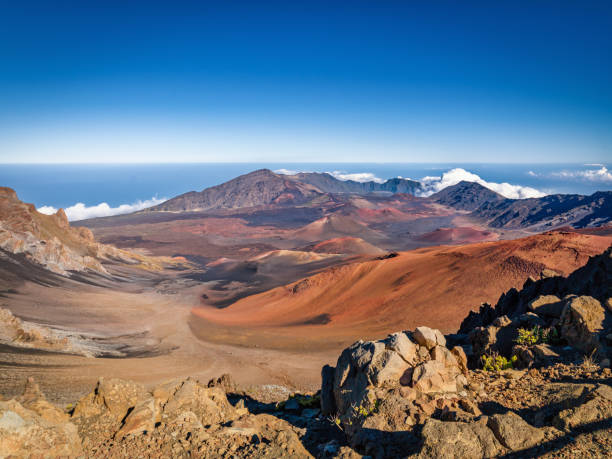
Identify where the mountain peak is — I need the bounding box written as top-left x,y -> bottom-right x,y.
431,181 -> 505,211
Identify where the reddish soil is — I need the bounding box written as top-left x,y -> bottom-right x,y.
192,231 -> 612,348
418,226 -> 499,244
300,237 -> 384,255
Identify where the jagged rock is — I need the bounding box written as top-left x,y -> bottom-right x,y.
115,398 -> 156,438
451,346 -> 469,375
413,326 -> 446,349
528,294 -> 564,317
73,377 -> 149,419
159,378 -> 236,425
331,329 -> 461,420
385,331 -> 417,364
0,380 -> 82,457
560,295 -> 607,354
17,377 -> 68,424
207,373 -> 236,393
419,418 -> 502,458
487,411 -> 544,451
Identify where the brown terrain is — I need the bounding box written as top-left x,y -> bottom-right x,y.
1,170 -> 611,457
192,231 -> 612,349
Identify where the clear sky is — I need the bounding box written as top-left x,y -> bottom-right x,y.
1,1 -> 611,163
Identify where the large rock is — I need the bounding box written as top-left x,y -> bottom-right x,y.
419,418 -> 502,458
330,329 -> 461,419
560,295 -> 608,354
73,377 -> 149,419
528,294 -> 564,317
487,411 -> 544,451
553,384 -> 612,431
158,378 -> 236,425
413,327 -> 446,350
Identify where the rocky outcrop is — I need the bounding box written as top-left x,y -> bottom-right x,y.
322,327 -> 470,455
458,247 -> 612,367
0,187 -> 177,277
67,376 -> 312,457
0,379 -> 82,457
327,327 -> 464,419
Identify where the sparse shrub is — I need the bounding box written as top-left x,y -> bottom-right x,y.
481,352 -> 517,372
516,327 -> 540,346
352,399 -> 380,419
581,350 -> 598,371
516,326 -> 561,346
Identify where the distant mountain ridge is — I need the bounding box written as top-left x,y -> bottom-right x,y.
433,181 -> 612,229
148,169 -> 422,212
289,172 -> 422,195
145,169 -> 611,231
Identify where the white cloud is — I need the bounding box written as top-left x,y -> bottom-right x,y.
550,166 -> 612,183
37,197 -> 167,221
418,168 -> 545,199
329,171 -> 385,183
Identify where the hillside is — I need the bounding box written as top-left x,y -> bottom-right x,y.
148,169 -> 323,212
193,231 -> 612,345
0,187 -> 178,279
473,191 -> 612,230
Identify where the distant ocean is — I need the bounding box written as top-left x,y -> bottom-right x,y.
1,163 -> 611,221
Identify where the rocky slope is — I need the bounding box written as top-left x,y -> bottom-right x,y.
1,244 -> 611,457
474,191 -> 612,230
148,169 -> 324,212
0,187 -> 178,277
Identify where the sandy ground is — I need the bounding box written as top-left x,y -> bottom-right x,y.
0,278 -> 338,405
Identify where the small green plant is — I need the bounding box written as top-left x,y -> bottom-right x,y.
352,399 -> 380,419
516,326 -> 540,346
481,353 -> 517,371
516,326 -> 561,346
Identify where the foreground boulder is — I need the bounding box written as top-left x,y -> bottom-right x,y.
325,327 -> 465,421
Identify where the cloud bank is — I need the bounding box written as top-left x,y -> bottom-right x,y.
37,197 -> 167,221
418,168 -> 545,199
275,167 -> 544,198
550,165 -> 612,182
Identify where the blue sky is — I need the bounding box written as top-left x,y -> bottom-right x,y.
1,1 -> 611,163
